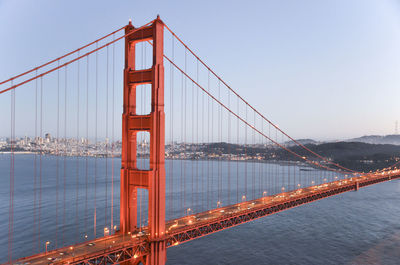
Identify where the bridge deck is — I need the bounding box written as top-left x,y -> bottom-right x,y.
13,171 -> 399,265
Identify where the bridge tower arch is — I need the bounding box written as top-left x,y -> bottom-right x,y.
121,16 -> 166,265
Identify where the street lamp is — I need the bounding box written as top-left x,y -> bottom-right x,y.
262,191 -> 267,203
45,241 -> 50,253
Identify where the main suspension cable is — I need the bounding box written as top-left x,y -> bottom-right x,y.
0,20 -> 154,95
0,26 -> 126,86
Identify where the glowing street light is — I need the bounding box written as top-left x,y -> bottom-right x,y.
104,227 -> 110,236
186,208 -> 191,215
241,195 -> 246,202
217,201 -> 221,208
262,191 -> 268,202
45,241 -> 50,253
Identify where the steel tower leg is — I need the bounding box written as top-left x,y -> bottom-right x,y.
121,16 -> 166,265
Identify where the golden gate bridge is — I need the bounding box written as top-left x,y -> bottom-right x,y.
1,16 -> 399,265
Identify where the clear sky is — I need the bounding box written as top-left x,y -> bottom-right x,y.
0,0 -> 399,141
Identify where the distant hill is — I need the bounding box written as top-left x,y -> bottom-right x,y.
347,135 -> 400,145
202,141 -> 400,172
288,141 -> 400,171
284,139 -> 318,146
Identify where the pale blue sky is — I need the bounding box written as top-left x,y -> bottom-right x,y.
0,0 -> 399,141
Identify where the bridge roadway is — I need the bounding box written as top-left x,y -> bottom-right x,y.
13,170 -> 400,265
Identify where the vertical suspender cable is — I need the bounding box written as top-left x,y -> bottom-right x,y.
196,59 -> 199,212
245,105 -> 247,199
8,80 -> 15,263
268,123 -> 271,194
261,117 -> 264,196
85,55 -> 89,239
227,88 -> 231,205
55,60 -> 60,248
94,42 -> 98,238
169,35 -> 174,219
259,117 -> 262,196
261,117 -> 265,196
111,34 -> 115,233
236,97 -> 239,203
293,139 -> 296,190
105,45 -> 109,231
75,51 -> 80,243
252,111 -> 255,199
210,73 -> 214,207
257,116 -> 264,197
201,65 -> 205,212
217,80 -> 222,206
183,48 -> 187,214
191,81 -> 194,211
63,66 -> 67,246
282,134 -> 284,190
275,129 -> 278,194
285,135 -> 289,191
180,72 -> 184,216
34,71 -> 38,252
39,76 -> 43,249
207,70 -> 210,210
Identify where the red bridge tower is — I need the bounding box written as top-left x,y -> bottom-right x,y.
120,17 -> 166,265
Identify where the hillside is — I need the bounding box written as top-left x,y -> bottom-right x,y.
348,134 -> 400,145
203,141 -> 400,172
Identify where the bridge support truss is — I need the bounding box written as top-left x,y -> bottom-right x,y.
121,17 -> 166,265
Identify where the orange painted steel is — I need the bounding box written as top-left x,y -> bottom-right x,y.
13,171 -> 399,265
120,16 -> 166,265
